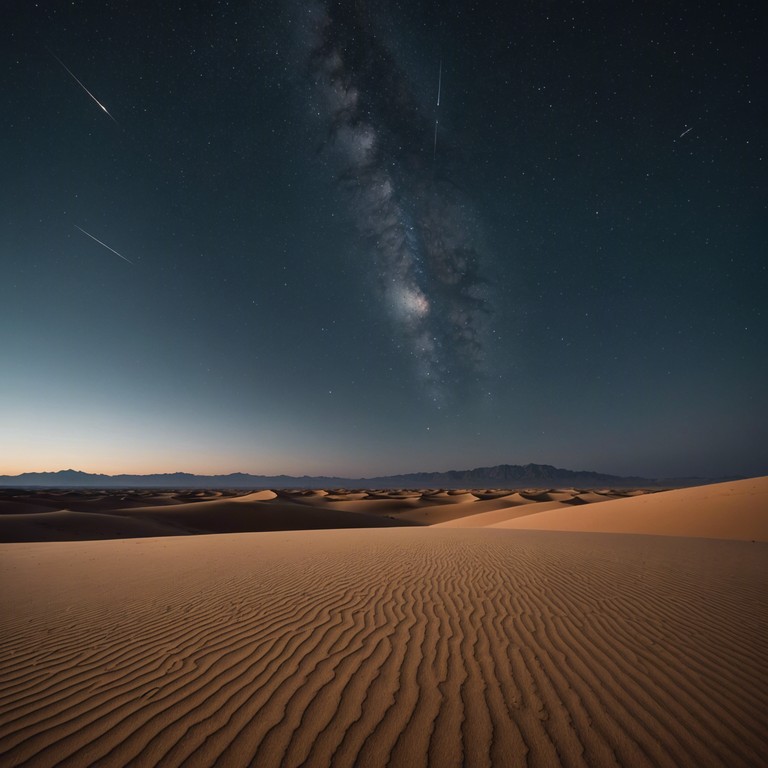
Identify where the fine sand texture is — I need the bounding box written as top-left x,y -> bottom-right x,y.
1,527 -> 766,767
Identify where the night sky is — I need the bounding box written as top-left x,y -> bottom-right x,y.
3,0 -> 766,479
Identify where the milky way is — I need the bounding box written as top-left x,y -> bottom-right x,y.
303,0 -> 491,404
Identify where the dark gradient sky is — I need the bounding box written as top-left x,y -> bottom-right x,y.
2,0 -> 766,478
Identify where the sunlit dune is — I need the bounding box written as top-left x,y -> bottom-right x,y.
490,476 -> 768,541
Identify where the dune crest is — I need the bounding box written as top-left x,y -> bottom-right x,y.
492,476 -> 768,541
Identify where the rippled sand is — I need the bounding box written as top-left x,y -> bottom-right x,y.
2,525 -> 766,767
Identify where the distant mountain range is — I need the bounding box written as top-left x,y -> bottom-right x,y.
0,464 -> 739,489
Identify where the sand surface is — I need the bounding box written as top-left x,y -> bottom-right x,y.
491,476 -> 768,541
1,527 -> 766,767
1,478 -> 766,767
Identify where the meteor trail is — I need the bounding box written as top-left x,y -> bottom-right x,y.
74,225 -> 133,264
680,126 -> 693,138
48,49 -> 118,124
432,59 -> 442,169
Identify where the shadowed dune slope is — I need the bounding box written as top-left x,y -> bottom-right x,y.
0,489 -> 252,516
0,495 -> 417,542
314,491 -> 597,525
432,499 -> 570,528
494,476 -> 768,541
1,528 -> 766,767
114,496 -> 417,534
0,510 -> 189,542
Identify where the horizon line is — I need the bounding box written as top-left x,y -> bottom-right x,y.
0,465 -> 751,482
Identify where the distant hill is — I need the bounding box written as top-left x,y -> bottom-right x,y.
0,464 -> 739,489
367,463 -> 654,488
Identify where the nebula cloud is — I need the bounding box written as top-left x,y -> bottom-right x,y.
304,0 -> 491,404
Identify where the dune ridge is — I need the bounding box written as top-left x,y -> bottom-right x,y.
1,528 -> 766,767
0,486 -> 645,542
0,491 -> 418,542
491,476 -> 768,541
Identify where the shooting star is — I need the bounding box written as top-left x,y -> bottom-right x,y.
679,126 -> 693,138
74,225 -> 133,264
48,49 -> 118,124
432,59 -> 442,168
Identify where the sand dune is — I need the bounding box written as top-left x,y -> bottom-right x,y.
119,496 -> 416,534
0,495 -> 418,542
0,509 -> 188,542
297,488 -> 633,527
0,488 -> 253,516
0,486 -> 638,542
1,528 -> 765,767
431,490 -> 635,529
519,490 -> 576,502
2,479 -> 763,542
318,494 -> 547,526
432,499 -> 572,528
493,476 -> 768,541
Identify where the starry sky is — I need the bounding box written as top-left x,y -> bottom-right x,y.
2,0 -> 766,479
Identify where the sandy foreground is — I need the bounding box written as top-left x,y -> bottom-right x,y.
1,478 -> 766,767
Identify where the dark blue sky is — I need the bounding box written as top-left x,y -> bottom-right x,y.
2,0 -> 766,478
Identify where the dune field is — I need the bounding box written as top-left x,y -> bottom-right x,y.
1,477 -> 766,766
0,485 -> 654,541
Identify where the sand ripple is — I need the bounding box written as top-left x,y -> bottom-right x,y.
1,529 -> 766,767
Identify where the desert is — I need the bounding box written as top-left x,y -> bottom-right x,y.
7,0 -> 765,764
1,477 -> 766,766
